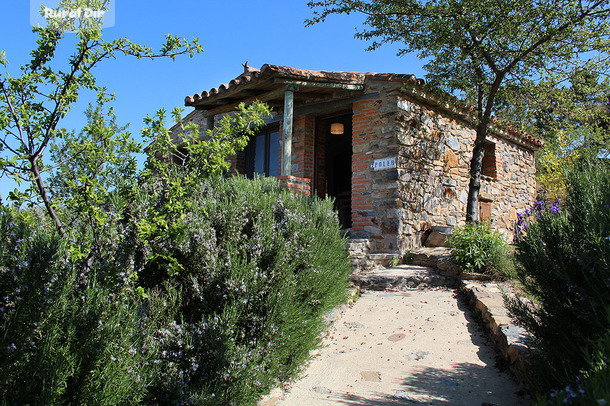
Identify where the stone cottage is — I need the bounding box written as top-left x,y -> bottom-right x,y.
178,63 -> 542,257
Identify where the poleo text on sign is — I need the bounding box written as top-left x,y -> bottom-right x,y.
371,157 -> 397,171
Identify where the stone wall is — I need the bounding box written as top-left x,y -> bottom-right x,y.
395,95 -> 536,246
396,96 -> 471,249
480,138 -> 537,235
352,78 -> 537,253
351,80 -> 404,252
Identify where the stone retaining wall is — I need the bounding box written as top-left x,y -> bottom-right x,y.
460,281 -> 532,386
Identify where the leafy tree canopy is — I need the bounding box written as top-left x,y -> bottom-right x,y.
0,0 -> 202,234
308,0 -> 610,109
307,0 -> 610,221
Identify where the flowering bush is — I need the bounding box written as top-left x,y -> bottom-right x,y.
513,198 -> 561,239
0,175 -> 351,405
133,175 -> 351,404
508,156 -> 610,399
0,205 -> 177,405
542,327 -> 609,405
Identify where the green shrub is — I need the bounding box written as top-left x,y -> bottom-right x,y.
508,156 -> 610,395
448,222 -> 514,277
1,175 -> 351,405
541,322 -> 609,405
130,175 -> 351,404
0,205 -> 179,406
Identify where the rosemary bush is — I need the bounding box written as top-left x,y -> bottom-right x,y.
133,175 -> 351,404
0,206 -> 177,405
508,156 -> 609,401
0,175 -> 351,405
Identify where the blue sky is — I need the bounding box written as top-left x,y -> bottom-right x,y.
0,0 -> 426,202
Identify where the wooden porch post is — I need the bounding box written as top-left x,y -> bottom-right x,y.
281,84 -> 298,176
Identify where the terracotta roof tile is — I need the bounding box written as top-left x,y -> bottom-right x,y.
184,63 -> 543,149
184,64 -> 426,106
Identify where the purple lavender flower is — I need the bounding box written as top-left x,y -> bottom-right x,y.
550,203 -> 560,215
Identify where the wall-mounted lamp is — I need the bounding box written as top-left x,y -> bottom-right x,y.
330,122 -> 344,135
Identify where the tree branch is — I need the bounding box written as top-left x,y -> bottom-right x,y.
505,0 -> 609,74
33,38 -> 97,160
30,156 -> 64,236
0,79 -> 28,151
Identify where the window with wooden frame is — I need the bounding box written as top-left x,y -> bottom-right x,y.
479,199 -> 492,223
244,126 -> 280,178
482,141 -> 498,178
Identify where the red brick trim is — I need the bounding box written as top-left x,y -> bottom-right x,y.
277,175 -> 312,196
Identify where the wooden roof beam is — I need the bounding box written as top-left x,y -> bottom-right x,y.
199,85 -> 298,116
272,78 -> 364,91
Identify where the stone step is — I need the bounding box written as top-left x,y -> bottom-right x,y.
367,253 -> 402,267
412,247 -> 451,265
349,253 -> 402,272
412,247 -> 459,276
350,264 -> 457,290
345,239 -> 371,256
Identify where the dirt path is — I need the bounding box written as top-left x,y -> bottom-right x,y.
272,288 -> 528,405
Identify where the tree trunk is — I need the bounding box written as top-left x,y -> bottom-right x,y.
30,157 -> 65,236
466,121 -> 489,223
466,72 -> 504,223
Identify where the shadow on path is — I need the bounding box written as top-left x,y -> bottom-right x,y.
329,361 -> 526,405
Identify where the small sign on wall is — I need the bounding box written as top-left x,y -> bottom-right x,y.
371,157 -> 397,171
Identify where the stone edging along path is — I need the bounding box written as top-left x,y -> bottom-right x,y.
410,247 -> 532,387
258,247 -> 532,405
347,246 -> 532,388
459,280 -> 531,386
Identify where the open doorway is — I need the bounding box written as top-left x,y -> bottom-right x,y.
315,113 -> 353,229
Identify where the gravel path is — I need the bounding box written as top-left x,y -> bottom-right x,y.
272,288 -> 528,405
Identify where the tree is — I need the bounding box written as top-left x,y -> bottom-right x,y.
500,67 -> 610,156
48,100 -> 140,253
0,0 -> 202,235
307,0 -> 610,222
495,67 -> 610,202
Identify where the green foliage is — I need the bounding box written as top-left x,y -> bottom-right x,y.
498,69 -> 610,195
0,4 -> 350,405
539,325 -> 610,405
508,155 -> 610,395
307,0 -> 610,222
0,174 -> 351,405
307,0 -> 610,110
0,205 -> 179,405
0,14 -> 202,234
133,102 -> 271,271
143,102 -> 271,182
127,175 -> 352,404
48,101 -> 141,248
535,131 -> 581,200
449,222 -> 513,277
497,69 -> 610,149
